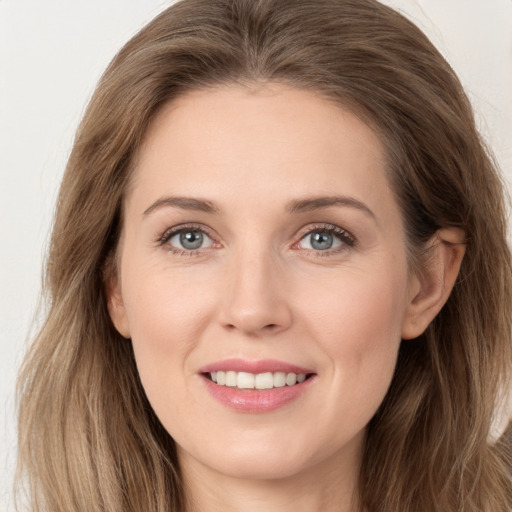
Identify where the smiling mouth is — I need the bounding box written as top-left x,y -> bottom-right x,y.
204,371 -> 314,390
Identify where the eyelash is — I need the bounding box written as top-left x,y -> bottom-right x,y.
156,222 -> 356,257
294,223 -> 356,257
156,223 -> 217,257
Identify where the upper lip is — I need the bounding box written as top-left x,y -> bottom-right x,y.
199,358 -> 314,375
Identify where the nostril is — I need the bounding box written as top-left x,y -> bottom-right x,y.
262,323 -> 281,332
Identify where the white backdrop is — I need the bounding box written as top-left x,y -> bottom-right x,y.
1,0 -> 511,509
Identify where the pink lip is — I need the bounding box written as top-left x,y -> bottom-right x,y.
198,359 -> 316,413
199,358 -> 313,375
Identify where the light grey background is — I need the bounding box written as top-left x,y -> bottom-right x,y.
1,1 -> 511,510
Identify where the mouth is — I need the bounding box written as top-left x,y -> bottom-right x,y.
199,360 -> 317,412
203,370 -> 315,390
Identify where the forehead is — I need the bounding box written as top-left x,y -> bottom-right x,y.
127,83 -> 398,221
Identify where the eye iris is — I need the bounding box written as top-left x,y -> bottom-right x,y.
310,231 -> 333,250
180,231 -> 204,249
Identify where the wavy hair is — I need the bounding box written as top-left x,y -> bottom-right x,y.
17,0 -> 512,510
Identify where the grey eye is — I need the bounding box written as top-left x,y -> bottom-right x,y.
299,230 -> 343,251
310,232 -> 333,250
169,230 -> 213,250
180,231 -> 203,249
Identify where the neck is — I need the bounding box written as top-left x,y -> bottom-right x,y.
179,439 -> 363,512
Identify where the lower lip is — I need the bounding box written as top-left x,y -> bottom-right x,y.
201,375 -> 315,413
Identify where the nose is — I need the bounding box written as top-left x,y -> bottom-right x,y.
218,248 -> 293,337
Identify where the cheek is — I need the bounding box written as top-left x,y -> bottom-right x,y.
296,266 -> 407,419
120,265 -> 216,396
123,257 -> 215,338
298,261 -> 407,348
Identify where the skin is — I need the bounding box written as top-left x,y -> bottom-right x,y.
107,83 -> 465,512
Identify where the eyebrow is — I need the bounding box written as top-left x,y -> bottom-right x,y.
143,196 -> 220,216
142,194 -> 375,219
286,196 -> 375,219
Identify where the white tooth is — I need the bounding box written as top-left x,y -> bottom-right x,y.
273,372 -> 286,388
297,373 -> 306,383
255,372 -> 274,389
237,372 -> 255,389
216,371 -> 226,385
225,371 -> 237,387
285,373 -> 297,386
211,371 -> 217,383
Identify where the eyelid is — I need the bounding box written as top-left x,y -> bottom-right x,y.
292,223 -> 356,253
156,223 -> 220,253
155,221 -> 356,256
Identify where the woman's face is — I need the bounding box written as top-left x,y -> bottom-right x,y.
108,84 -> 421,482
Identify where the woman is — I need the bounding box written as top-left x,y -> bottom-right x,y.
17,0 -> 512,511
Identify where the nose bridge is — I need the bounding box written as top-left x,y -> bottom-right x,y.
220,238 -> 291,335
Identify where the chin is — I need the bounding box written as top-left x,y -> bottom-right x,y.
177,427 -> 360,484
208,452 -> 311,481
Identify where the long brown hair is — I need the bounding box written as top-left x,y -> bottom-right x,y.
17,1 -> 512,510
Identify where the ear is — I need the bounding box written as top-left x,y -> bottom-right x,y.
105,269 -> 131,339
401,228 -> 466,340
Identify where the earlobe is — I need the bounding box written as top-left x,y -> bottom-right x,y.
401,228 -> 466,340
105,271 -> 131,339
